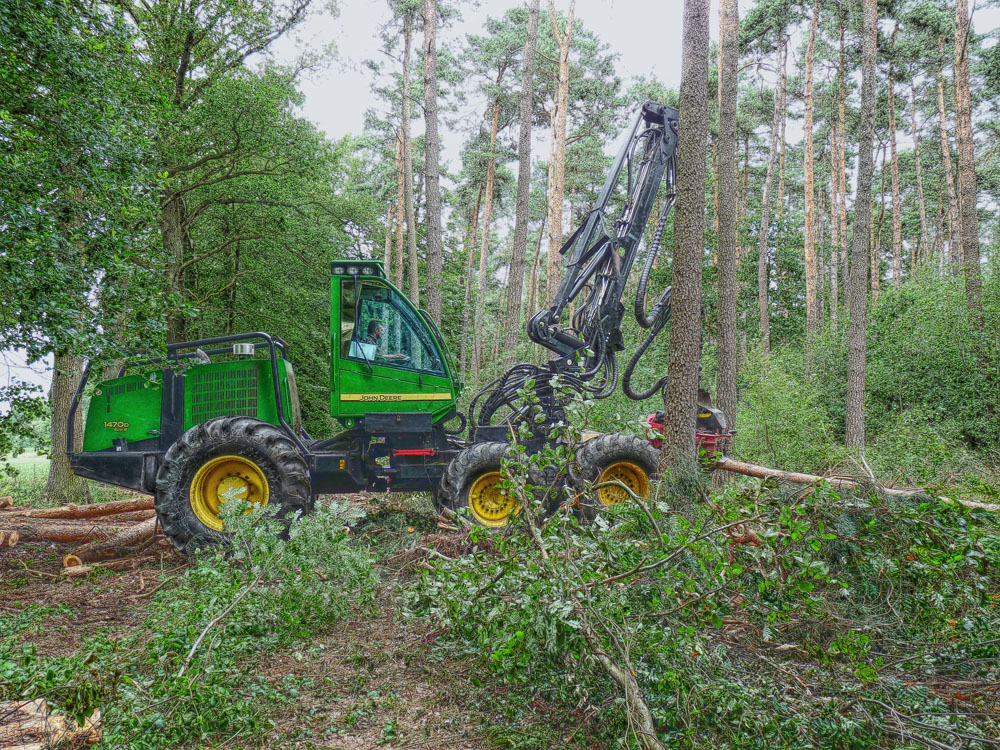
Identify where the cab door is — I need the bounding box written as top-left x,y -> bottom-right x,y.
334,278 -> 457,423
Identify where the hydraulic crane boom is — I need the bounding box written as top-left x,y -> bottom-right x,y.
470,101 -> 681,437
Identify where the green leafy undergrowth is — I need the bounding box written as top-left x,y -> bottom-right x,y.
408,469 -> 1000,748
1,500 -> 378,749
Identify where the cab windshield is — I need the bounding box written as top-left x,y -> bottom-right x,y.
340,280 -> 445,376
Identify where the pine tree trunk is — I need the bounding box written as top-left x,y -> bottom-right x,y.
775,36 -> 787,221
817,186 -> 826,319
161,191 -> 186,344
888,27 -> 903,289
473,95 -> 503,383
383,206 -> 395,278
829,131 -> 839,322
545,0 -> 574,305
44,352 -> 91,505
660,0 -> 709,467
936,39 -> 961,271
845,0 -> 878,451
502,0 -> 540,367
837,17 -> 849,307
715,0 -> 739,431
803,0 -> 820,361
911,86 -> 928,265
422,0 -> 443,323
401,11 -> 420,307
874,146 -> 887,301
460,188 -> 483,380
393,133 -> 405,290
757,47 -> 783,355
954,0 -> 984,320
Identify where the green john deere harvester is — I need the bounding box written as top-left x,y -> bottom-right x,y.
69,103 -> 732,550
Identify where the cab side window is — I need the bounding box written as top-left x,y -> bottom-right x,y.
341,280 -> 444,376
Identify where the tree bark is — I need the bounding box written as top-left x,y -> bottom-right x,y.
660,0 -> 709,467
393,131 -> 406,290
1,497 -> 153,519
459,187 -> 483,380
502,0 -> 541,368
936,38 -> 961,271
715,0 -> 739,431
401,10 -> 420,306
775,37 -> 788,221
829,130 -> 839,322
845,0 -> 878,451
837,17 -> 850,307
803,1 -> 820,361
422,0 -> 443,324
888,26 -> 903,289
954,0 -> 984,320
757,47 -> 783,355
545,0 -> 574,305
911,86 -> 928,265
383,204 -> 395,279
67,516 -> 159,564
473,92 -> 504,383
873,145 -> 888,302
44,352 -> 91,505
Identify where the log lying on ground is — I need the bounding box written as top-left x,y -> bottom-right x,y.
0,530 -> 19,548
1,509 -> 155,524
0,698 -> 101,748
61,555 -> 161,577
0,521 -> 135,545
0,496 -> 152,520
63,516 -> 159,567
713,457 -> 1000,511
0,496 -> 11,509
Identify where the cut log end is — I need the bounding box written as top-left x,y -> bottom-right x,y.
62,554 -> 83,568
0,496 -> 12,509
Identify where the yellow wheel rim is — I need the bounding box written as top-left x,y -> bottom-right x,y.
597,462 -> 650,506
190,455 -> 269,532
467,471 -> 518,528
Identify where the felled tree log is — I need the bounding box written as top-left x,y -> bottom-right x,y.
63,516 -> 159,567
0,530 -> 18,547
0,496 -> 152,519
0,496 -> 12,509
0,698 -> 101,748
1,509 -> 155,525
0,521 -> 135,545
61,555 -> 160,577
713,457 -> 1000,511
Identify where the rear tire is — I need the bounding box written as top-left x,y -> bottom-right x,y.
155,417 -> 311,553
571,432 -> 660,520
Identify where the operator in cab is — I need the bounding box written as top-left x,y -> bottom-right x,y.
364,320 -> 407,362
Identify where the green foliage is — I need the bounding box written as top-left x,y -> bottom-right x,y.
736,348 -> 847,472
409,449 -> 1000,747
0,503 -> 377,748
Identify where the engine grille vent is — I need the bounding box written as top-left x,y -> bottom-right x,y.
103,381 -> 140,397
189,368 -> 259,423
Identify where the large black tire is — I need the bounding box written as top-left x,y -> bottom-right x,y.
438,442 -> 565,528
155,417 -> 311,552
439,442 -> 514,528
571,432 -> 660,520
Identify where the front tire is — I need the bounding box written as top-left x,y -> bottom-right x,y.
155,417 -> 311,552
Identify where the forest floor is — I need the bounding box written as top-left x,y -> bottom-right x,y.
0,493 -> 598,750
